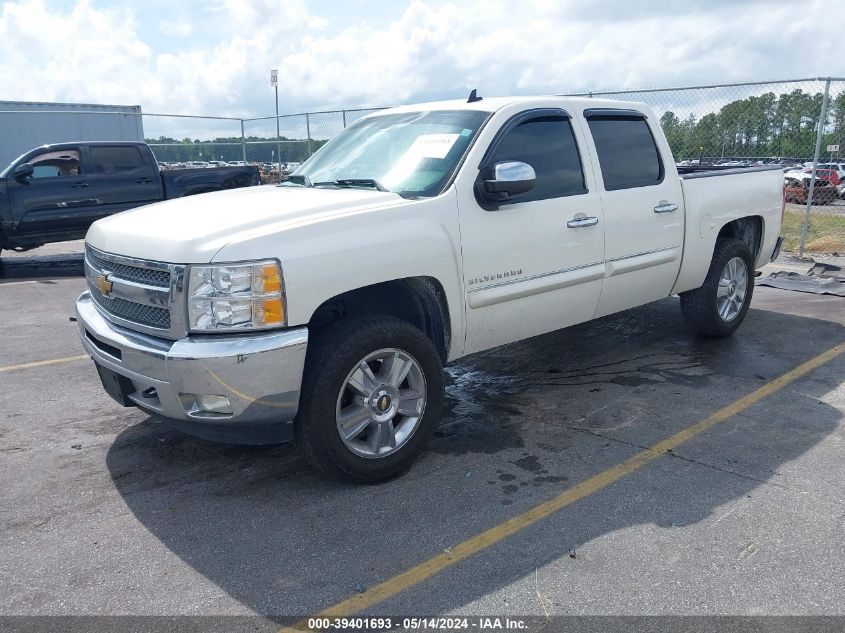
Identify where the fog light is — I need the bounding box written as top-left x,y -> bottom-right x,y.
179,393 -> 233,416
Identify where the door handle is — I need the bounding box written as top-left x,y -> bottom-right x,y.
137,177 -> 154,184
654,201 -> 678,213
567,216 -> 599,228
71,182 -> 89,189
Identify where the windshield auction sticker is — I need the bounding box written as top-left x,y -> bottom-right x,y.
382,133 -> 460,187
407,133 -> 460,159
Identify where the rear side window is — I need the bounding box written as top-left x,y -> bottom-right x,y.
587,116 -> 663,190
88,146 -> 145,174
488,115 -> 586,202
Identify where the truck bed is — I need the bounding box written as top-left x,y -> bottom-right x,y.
160,165 -> 260,198
677,165 -> 783,178
672,165 -> 784,294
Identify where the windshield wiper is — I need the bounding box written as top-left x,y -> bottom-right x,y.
313,178 -> 388,192
283,174 -> 312,187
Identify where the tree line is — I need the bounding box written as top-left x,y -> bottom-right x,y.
144,135 -> 327,163
661,88 -> 845,161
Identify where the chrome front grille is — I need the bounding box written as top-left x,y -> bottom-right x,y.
84,245 -> 186,339
86,248 -> 171,288
90,291 -> 171,329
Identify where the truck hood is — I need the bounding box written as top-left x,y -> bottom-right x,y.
85,185 -> 404,262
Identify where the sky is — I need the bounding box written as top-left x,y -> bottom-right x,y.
0,0 -> 841,119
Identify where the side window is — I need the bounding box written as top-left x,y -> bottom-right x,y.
88,146 -> 145,174
28,150 -> 80,179
488,115 -> 586,203
587,116 -> 663,190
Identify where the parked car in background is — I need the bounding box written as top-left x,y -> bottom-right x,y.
76,95 -> 783,482
817,162 -> 844,173
817,163 -> 845,189
0,141 -> 260,254
793,167 -> 845,198
802,168 -> 841,188
784,174 -> 838,204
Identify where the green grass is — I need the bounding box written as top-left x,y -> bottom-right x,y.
781,206 -> 845,253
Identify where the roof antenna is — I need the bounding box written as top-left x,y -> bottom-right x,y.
467,88 -> 483,103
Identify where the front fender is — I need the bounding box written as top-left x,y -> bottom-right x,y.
213,189 -> 466,360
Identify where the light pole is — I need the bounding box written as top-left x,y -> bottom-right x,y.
271,69 -> 281,174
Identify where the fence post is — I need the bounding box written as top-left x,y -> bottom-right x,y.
306,113 -> 313,157
342,110 -> 347,128
799,78 -> 831,258
240,119 -> 247,164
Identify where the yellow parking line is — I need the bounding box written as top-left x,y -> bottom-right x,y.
0,354 -> 89,373
281,342 -> 844,631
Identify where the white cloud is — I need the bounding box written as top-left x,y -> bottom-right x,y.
0,0 -> 840,123
158,20 -> 193,37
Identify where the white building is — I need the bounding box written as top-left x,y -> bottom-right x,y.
0,101 -> 143,168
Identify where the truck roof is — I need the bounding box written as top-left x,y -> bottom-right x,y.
32,141 -> 148,151
380,95 -> 650,116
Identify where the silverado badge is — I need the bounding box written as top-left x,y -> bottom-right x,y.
95,274 -> 113,297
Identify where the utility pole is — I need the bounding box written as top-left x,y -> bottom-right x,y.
271,69 -> 281,174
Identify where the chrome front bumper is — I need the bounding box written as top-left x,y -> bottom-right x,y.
76,291 -> 308,444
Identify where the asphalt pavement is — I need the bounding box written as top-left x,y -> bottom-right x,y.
0,242 -> 843,627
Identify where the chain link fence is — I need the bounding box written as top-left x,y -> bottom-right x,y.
146,78 -> 845,255
240,108 -> 386,182
142,113 -> 245,166
562,78 -> 845,256
3,78 -> 843,255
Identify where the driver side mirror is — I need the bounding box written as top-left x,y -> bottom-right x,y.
13,163 -> 34,182
478,161 -> 536,207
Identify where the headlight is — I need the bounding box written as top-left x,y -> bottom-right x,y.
187,260 -> 286,332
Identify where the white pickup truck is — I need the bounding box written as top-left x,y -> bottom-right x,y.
76,95 -> 784,482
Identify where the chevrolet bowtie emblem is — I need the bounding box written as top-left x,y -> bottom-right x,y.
95,274 -> 113,296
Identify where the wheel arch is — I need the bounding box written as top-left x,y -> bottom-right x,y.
716,215 -> 764,263
672,213 -> 767,295
307,276 -> 452,364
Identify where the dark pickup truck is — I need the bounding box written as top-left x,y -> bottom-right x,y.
0,141 -> 259,253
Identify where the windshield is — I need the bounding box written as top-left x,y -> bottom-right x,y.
288,109 -> 489,197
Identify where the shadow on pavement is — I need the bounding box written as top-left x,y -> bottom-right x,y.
0,252 -> 84,282
105,298 -> 845,617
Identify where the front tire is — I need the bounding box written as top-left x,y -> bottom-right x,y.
295,316 -> 444,483
680,237 -> 754,337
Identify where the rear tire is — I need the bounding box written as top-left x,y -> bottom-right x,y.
680,237 -> 754,337
295,315 -> 444,483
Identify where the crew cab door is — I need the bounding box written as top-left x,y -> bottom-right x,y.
5,147 -> 98,240
581,109 -> 685,317
79,145 -> 163,217
457,109 -> 605,355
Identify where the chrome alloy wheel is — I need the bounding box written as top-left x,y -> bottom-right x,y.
335,348 -> 427,458
717,256 -> 748,322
